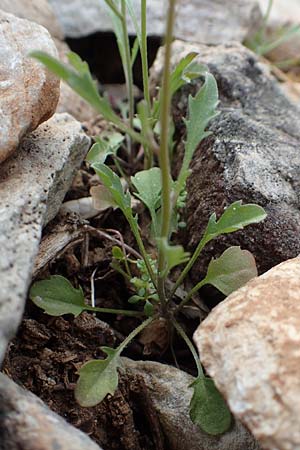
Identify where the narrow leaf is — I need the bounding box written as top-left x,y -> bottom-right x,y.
203,201 -> 267,244
29,275 -> 86,317
203,246 -> 258,296
30,51 -> 119,124
75,347 -> 121,407
190,377 -> 231,435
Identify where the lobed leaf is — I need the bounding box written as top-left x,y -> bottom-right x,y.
203,201 -> 267,244
87,132 -> 124,165
190,377 -> 232,435
203,246 -> 258,296
75,347 -> 121,407
157,238 -> 190,276
29,275 -> 86,317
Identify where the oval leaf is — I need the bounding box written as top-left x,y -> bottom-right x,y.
29,275 -> 85,317
75,347 -> 120,407
203,246 -> 258,296
190,377 -> 231,435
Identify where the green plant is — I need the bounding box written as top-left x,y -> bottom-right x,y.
30,0 -> 267,436
245,0 -> 300,62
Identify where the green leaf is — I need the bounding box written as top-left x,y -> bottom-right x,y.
30,51 -> 120,124
157,238 -> 190,276
87,132 -> 124,165
75,347 -> 121,407
190,377 -> 232,435
170,53 -> 206,96
203,201 -> 267,244
92,163 -> 131,214
112,246 -> 125,260
203,246 -> 258,296
29,275 -> 86,317
176,73 -> 219,196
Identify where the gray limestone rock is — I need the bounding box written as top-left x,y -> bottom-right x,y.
194,257 -> 300,450
150,40 -> 300,279
48,0 -> 262,44
123,358 -> 260,450
0,113 -> 90,365
0,373 -> 103,450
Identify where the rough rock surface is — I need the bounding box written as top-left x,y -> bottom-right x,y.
151,40 -> 300,278
0,113 -> 90,365
0,0 -> 64,39
194,257 -> 300,450
48,0 -> 262,44
0,373 -> 103,450
0,10 -> 60,164
123,359 -> 260,450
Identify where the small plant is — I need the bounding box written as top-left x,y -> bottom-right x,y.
30,0 -> 267,436
245,0 -> 300,66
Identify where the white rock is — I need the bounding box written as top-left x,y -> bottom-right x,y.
48,0 -> 262,44
194,257 -> 300,450
0,113 -> 90,365
123,359 -> 260,450
0,10 -> 60,164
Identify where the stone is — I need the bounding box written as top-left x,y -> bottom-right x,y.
0,10 -> 60,164
123,359 -> 260,450
0,373 -> 104,450
0,0 -> 64,39
0,113 -> 90,365
48,0 -> 262,44
150,40 -> 300,279
194,257 -> 300,450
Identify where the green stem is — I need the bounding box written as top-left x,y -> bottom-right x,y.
172,319 -> 204,377
121,0 -> 134,131
141,0 -> 151,114
85,305 -> 143,317
103,0 -> 123,20
157,0 -> 177,313
118,316 -> 154,352
169,236 -> 207,300
174,279 -> 206,313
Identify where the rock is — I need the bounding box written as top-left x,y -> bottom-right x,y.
123,359 -> 260,450
0,113 -> 90,365
194,257 -> 300,450
0,10 -> 60,164
0,0 -> 64,39
151,40 -> 300,278
0,373 -> 103,450
48,0 -> 262,44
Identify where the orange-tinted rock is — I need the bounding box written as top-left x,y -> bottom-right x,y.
195,257 -> 300,450
0,11 -> 60,164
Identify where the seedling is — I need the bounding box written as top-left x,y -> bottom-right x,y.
30,0 -> 267,436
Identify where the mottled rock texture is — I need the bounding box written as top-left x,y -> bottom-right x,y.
0,373 -> 103,450
48,0 -> 262,44
151,40 -> 300,279
123,359 -> 260,450
0,0 -> 64,39
0,10 -> 60,163
0,113 -> 90,365
194,257 -> 300,450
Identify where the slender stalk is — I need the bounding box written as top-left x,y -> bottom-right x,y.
119,316 -> 154,351
84,305 -> 143,317
169,236 -> 207,300
141,0 -> 151,114
121,0 -> 134,130
172,319 -> 204,377
174,279 -> 206,313
157,0 -> 177,313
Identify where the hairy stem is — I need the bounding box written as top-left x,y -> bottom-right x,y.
85,305 -> 143,317
157,0 -> 177,313
119,316 -> 154,351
